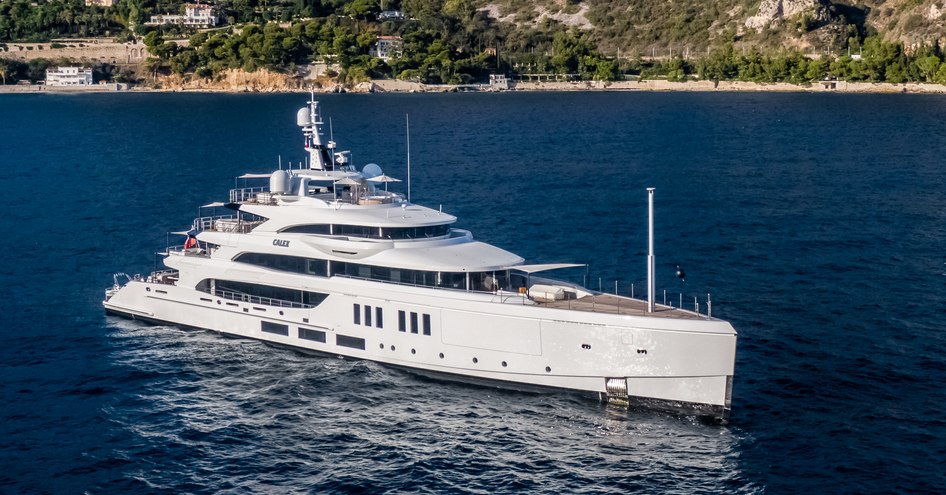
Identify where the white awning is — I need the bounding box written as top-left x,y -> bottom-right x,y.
507,263 -> 586,274
201,202 -> 226,208
237,173 -> 272,179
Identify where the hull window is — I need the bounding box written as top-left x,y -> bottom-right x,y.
261,321 -> 289,336
337,334 -> 365,350
364,305 -> 372,326
398,310 -> 406,332
375,307 -> 383,328
299,327 -> 326,343
410,312 -> 418,334
422,314 -> 432,336
353,303 -> 361,325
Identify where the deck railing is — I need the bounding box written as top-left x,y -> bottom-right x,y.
213,288 -> 314,309
192,215 -> 262,233
230,186 -> 267,203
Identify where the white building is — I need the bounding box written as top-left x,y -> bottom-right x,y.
370,36 -> 403,61
46,67 -> 93,86
147,3 -> 218,28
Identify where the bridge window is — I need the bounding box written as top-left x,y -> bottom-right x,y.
280,223 -> 451,239
281,224 -> 331,234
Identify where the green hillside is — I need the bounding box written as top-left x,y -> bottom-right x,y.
1,0 -> 945,85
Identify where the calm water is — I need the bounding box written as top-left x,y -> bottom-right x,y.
1,91 -> 944,494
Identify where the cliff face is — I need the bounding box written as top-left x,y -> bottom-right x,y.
745,0 -> 827,31
481,0 -> 946,53
156,69 -> 303,92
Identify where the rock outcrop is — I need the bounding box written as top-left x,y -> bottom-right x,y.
745,0 -> 825,31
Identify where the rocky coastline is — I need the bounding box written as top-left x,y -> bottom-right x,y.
3,72 -> 946,95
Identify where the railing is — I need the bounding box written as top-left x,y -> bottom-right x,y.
331,273 -> 511,296
230,186 -> 268,203
580,277 -> 716,319
147,269 -> 178,285
167,245 -> 211,256
213,288 -> 313,309
192,215 -> 262,234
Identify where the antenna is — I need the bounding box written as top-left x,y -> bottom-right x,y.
329,116 -> 335,169
406,113 -> 411,203
647,187 -> 656,313
278,155 -> 282,170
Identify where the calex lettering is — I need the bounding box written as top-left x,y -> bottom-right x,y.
273,239 -> 290,247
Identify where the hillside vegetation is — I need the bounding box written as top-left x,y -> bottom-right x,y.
1,0 -> 945,86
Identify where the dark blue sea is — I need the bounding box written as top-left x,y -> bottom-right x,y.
1,91 -> 944,494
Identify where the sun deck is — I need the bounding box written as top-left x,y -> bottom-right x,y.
535,294 -> 708,320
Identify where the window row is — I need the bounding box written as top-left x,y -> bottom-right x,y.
353,303 -> 383,328
280,223 -> 452,240
261,321 -> 366,350
397,310 -> 431,336
234,252 -> 523,292
197,279 -> 328,309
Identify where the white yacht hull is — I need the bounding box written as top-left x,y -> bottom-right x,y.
104,275 -> 736,420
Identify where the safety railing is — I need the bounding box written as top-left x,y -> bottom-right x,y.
213,288 -> 313,309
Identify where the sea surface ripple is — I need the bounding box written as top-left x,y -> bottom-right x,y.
0,92 -> 943,494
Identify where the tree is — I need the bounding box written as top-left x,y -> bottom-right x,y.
915,55 -> 941,82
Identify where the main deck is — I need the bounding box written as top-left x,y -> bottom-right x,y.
536,294 -> 707,320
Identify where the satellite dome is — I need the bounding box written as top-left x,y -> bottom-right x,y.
362,163 -> 382,179
270,170 -> 291,194
296,107 -> 311,127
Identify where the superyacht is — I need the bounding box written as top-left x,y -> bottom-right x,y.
104,96 -> 737,420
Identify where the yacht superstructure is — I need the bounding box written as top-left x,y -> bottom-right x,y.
104,96 -> 737,420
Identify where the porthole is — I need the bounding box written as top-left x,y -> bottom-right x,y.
545,366 -> 551,373
390,345 -> 395,351
145,287 -> 151,292
439,353 -> 444,359
279,311 -> 284,315
502,361 -> 507,367
216,300 -> 221,305
379,343 -> 384,349
473,357 -> 478,364
411,348 -> 416,355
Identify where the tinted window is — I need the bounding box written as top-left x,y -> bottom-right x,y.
298,327 -> 326,342
215,280 -> 327,308
353,304 -> 361,325
336,334 -> 366,350
281,224 -> 331,234
376,307 -> 383,328
261,321 -> 289,336
398,310 -> 406,332
423,314 -> 431,336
